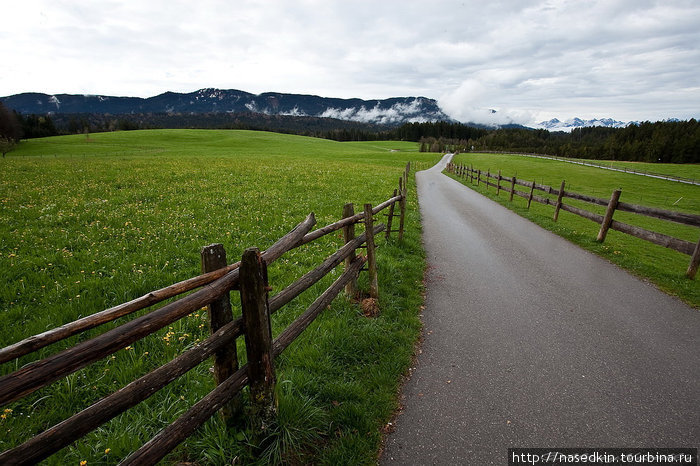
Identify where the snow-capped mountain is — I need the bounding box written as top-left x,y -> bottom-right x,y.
0,89 -> 450,126
535,117 -> 636,131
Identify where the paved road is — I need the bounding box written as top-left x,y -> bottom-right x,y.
381,154 -> 699,465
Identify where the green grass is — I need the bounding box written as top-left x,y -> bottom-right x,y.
449,152 -> 700,308
577,158 -> 700,180
0,129 -> 440,464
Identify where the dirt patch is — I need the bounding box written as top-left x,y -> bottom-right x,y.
360,297 -> 380,317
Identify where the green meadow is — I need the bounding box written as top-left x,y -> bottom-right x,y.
449,152 -> 700,307
0,130 -> 439,464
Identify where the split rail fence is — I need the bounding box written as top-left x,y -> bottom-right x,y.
0,164 -> 411,465
446,162 -> 700,279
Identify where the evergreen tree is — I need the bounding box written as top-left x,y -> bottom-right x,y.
0,102 -> 23,157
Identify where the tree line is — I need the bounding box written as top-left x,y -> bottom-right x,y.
1,100 -> 697,163
411,121 -> 699,163
464,121 -> 700,163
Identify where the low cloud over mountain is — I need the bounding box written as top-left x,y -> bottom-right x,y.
1,89 -> 450,126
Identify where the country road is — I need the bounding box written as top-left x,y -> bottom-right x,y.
381,154 -> 699,465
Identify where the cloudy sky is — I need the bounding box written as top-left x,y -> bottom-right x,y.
2,0 -> 699,125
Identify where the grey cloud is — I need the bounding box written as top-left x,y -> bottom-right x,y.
2,0 -> 699,123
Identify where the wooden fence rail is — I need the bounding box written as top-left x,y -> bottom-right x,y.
0,164 -> 412,465
446,162 -> 700,279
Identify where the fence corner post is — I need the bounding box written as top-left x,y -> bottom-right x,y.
342,203 -> 358,297
364,203 -> 379,299
686,237 -> 700,279
597,189 -> 622,242
240,247 -> 277,432
201,243 -> 242,423
553,180 -> 566,222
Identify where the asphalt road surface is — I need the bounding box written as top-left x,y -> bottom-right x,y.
381,154 -> 699,465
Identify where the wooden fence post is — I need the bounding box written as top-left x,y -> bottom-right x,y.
398,177 -> 406,241
364,204 -> 379,299
687,237 -> 700,279
486,170 -> 490,189
496,170 -> 501,196
509,176 -> 516,202
343,203 -> 358,297
240,247 -> 277,432
470,165 -> 474,183
385,189 -> 397,240
553,180 -> 566,222
597,189 -> 622,242
201,244 -> 242,423
527,180 -> 536,209
403,164 -> 409,196
477,170 -> 481,186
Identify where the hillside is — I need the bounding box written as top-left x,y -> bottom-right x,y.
0,130 -> 433,464
1,89 -> 451,126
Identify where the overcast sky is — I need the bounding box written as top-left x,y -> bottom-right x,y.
2,0 -> 699,125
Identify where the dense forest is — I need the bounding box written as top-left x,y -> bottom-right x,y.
1,102 -> 698,163
409,121 -> 700,163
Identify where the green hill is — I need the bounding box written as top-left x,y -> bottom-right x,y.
0,129 -> 436,464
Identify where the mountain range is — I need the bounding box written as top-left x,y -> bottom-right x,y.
0,89 -> 450,126
534,117 -> 635,131
2,89 -> 679,131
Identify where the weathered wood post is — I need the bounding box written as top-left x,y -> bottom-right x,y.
201,244 -> 242,422
364,203 -> 379,299
496,170 -> 502,196
527,180 -> 536,209
398,177 -> 406,241
385,189 -> 398,240
240,247 -> 277,431
553,180 -> 566,221
477,170 -> 481,186
485,170 -> 490,190
687,237 -> 700,279
597,189 -> 622,242
509,176 -> 516,202
403,165 -> 409,200
470,165 -> 474,183
342,203 -> 358,297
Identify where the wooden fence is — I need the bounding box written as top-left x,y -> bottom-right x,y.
446,162 -> 700,279
0,164 -> 411,465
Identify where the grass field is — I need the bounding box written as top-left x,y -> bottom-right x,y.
578,158 -> 700,180
449,152 -> 700,308
0,129 -> 439,464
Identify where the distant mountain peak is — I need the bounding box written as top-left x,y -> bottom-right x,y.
535,117 -> 634,131
1,88 -> 451,126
